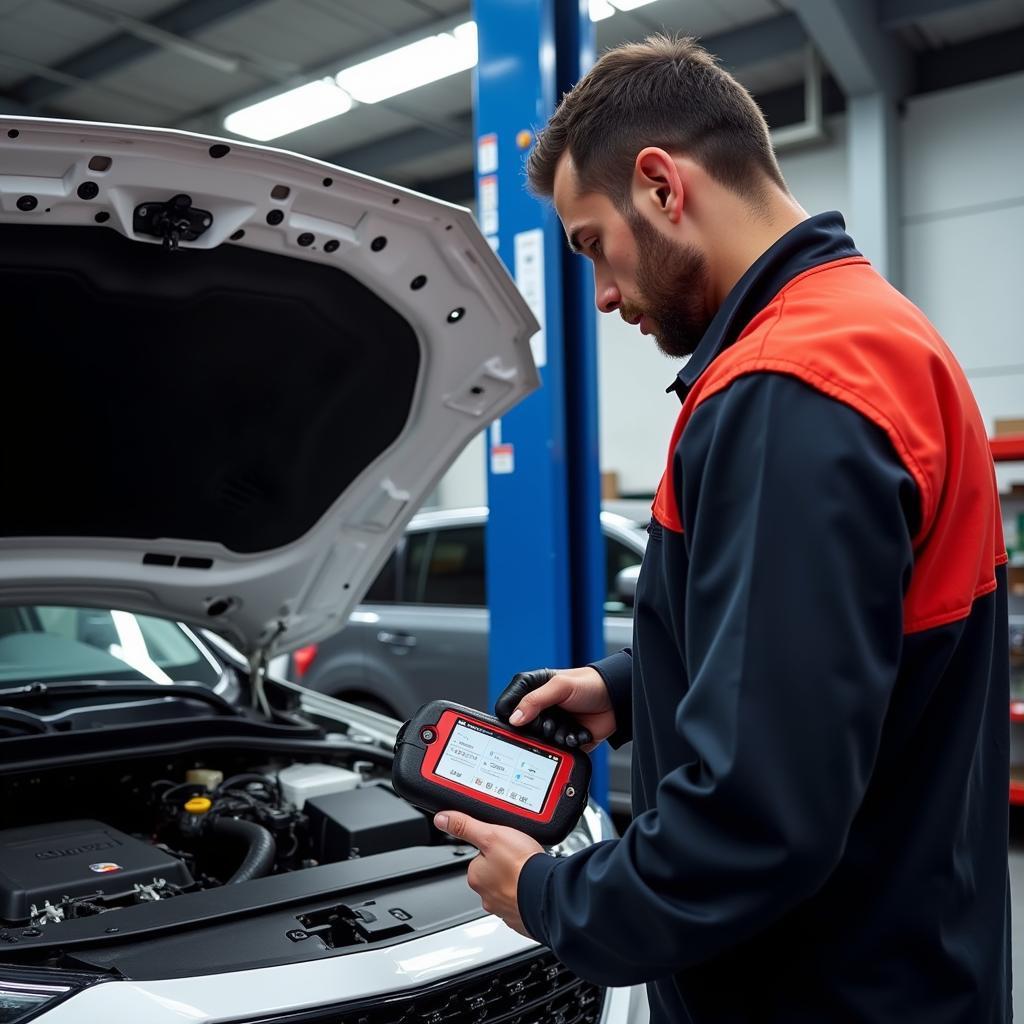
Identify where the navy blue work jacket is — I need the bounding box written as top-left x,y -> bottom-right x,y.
517,213 -> 1011,1023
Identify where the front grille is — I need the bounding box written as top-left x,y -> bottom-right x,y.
240,949 -> 606,1024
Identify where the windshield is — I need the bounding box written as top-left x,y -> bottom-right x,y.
0,606 -> 222,688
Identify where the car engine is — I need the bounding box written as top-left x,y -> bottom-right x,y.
0,755 -> 434,930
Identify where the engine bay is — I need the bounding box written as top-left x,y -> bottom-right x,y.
0,748 -> 437,932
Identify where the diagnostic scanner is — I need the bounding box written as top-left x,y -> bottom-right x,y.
392,700 -> 591,846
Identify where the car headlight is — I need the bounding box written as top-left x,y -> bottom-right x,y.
0,968 -> 103,1023
550,798 -> 617,856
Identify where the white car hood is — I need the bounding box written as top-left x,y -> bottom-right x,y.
0,117 -> 539,660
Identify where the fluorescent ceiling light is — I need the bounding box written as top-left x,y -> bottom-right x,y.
590,0 -> 616,19
336,21 -> 478,104
225,78 -> 352,141
610,0 -> 660,10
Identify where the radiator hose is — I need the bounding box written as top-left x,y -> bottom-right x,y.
207,816 -> 277,884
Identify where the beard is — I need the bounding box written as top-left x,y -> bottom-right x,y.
621,210 -> 712,359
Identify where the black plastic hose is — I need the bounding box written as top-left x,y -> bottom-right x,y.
208,816 -> 276,884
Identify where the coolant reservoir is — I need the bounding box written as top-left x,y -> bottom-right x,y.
278,763 -> 361,809
186,768 -> 223,790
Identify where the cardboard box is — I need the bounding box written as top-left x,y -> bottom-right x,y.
601,471 -> 620,500
995,418 -> 1024,437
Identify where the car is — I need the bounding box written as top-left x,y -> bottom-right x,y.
0,115 -> 648,1024
281,506 -> 647,819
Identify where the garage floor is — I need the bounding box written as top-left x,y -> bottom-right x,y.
1009,811 -> 1024,1011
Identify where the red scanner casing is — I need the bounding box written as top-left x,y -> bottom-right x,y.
392,700 -> 591,846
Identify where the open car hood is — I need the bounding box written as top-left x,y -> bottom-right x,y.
0,117 -> 539,660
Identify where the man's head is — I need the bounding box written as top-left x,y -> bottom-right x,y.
527,34 -> 792,358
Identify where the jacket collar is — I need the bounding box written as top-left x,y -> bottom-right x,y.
669,211 -> 860,401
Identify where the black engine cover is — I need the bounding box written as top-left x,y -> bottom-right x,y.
0,819 -> 193,923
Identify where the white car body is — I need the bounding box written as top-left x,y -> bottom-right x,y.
0,117 -> 648,1023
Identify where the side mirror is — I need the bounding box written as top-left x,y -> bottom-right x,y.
614,564 -> 641,608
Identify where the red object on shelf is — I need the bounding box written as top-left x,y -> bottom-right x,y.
1011,781 -> 1024,806
991,434 -> 1024,463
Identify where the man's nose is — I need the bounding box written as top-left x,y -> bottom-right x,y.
595,274 -> 621,314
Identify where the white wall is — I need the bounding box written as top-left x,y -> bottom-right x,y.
435,75 -> 1024,508
596,114 -> 852,497
901,72 -> 1024,439
778,115 -> 850,224
435,432 -> 487,508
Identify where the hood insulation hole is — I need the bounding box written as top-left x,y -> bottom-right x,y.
206,597 -> 233,617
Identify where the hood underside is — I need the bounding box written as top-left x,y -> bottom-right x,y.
0,117 -> 539,659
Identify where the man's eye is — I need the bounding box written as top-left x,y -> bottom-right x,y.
589,239 -> 602,257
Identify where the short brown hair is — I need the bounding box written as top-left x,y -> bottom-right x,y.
527,34 -> 785,208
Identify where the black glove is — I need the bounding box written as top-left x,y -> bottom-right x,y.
494,668 -> 593,749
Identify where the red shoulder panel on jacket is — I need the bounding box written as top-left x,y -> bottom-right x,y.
659,257 -> 1006,633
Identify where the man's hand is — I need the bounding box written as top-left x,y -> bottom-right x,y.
496,666 -> 617,752
434,811 -> 545,937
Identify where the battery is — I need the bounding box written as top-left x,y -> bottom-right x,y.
304,785 -> 431,861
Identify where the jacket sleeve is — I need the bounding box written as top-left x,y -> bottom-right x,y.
589,648 -> 633,748
517,373 -> 917,984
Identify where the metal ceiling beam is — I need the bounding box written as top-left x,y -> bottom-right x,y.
704,11 -> 806,70
786,0 -> 909,287
407,167 -> 475,204
321,12 -> 807,175
57,0 -> 241,75
786,0 -> 913,99
324,112 -> 474,177
879,0 -> 994,30
916,24 -> 1024,92
0,49 -> 179,115
11,0 -> 273,108
0,91 -> 37,116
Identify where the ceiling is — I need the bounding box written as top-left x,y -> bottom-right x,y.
1,0 -> 1022,201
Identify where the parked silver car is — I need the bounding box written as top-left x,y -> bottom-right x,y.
287,506 -> 647,817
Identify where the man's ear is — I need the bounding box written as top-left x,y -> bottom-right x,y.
632,147 -> 683,225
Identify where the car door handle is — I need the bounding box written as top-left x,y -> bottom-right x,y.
377,631 -> 418,649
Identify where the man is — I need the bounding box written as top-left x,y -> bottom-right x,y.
433,34 -> 1010,1022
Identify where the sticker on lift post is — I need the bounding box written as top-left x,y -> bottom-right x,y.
477,133 -> 498,175
490,443 -> 514,475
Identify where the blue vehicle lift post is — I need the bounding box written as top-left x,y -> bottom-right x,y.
474,0 -> 608,808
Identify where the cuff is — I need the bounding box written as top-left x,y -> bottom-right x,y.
517,851 -> 559,946
589,649 -> 633,748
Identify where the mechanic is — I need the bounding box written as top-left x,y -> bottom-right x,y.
433,34 -> 1011,1023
